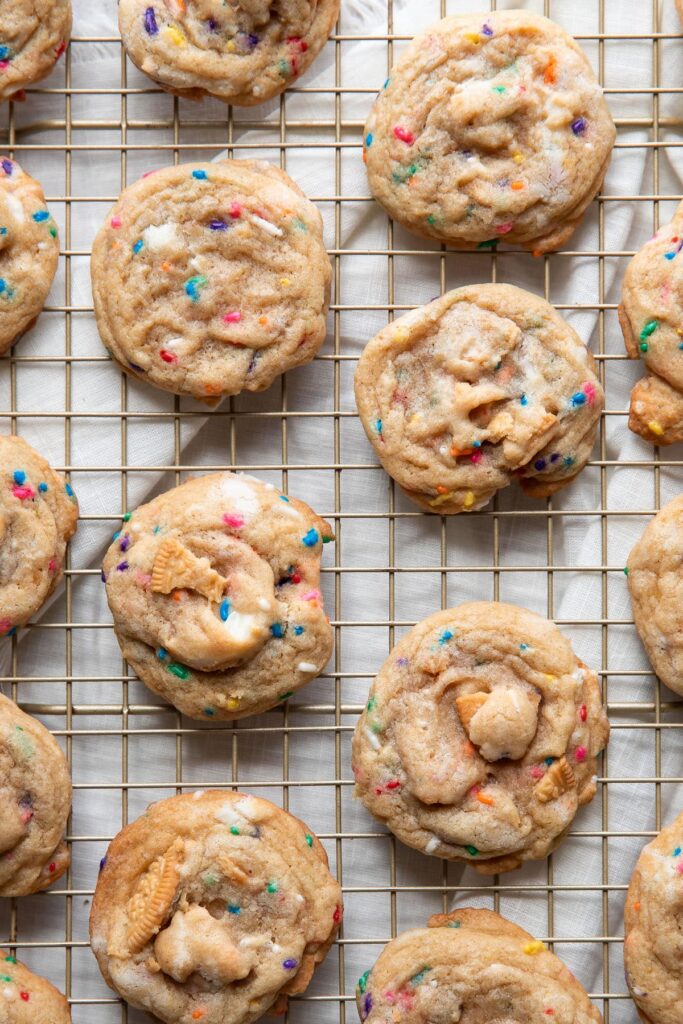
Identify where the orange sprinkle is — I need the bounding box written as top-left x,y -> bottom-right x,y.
111,240 -> 121,251
510,180 -> 525,190
258,316 -> 269,326
204,382 -> 222,395
176,0 -> 186,10
543,56 -> 557,85
436,484 -> 449,494
191,1011 -> 205,1021
532,248 -> 543,258
476,791 -> 495,806
171,589 -> 186,602
634,901 -> 641,912
450,444 -> 473,458
462,741 -> 475,758
161,260 -> 172,272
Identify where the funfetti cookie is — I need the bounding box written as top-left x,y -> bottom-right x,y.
0,158 -> 59,355
0,693 -> 72,896
619,200 -> 683,444
0,0 -> 71,102
363,10 -> 615,253
0,952 -> 71,1021
91,160 -> 331,404
102,471 -> 334,721
356,909 -> 601,1024
119,0 -> 339,106
90,791 -> 342,1024
354,284 -> 604,514
352,602 -> 609,874
0,435 -> 79,638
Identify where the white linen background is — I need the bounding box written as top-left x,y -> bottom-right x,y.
0,0 -> 681,1021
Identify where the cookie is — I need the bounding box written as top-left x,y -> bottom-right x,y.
0,435 -> 79,637
90,790 -> 342,1024
0,0 -> 71,102
0,693 -> 71,896
102,471 -> 333,720
626,495 -> 683,695
91,160 -> 331,404
354,284 -> 604,514
356,908 -> 601,1023
352,602 -> 609,874
0,158 -> 60,356
624,810 -> 683,1024
363,10 -> 615,253
118,0 -> 339,106
0,951 -> 70,1021
619,200 -> 683,444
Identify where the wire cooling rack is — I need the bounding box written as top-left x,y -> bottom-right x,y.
1,1 -> 682,1022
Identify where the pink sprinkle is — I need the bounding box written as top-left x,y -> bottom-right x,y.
575,746 -> 587,762
12,484 -> 35,500
111,216 -> 122,228
229,202 -> 242,218
55,41 -> 67,59
393,126 -> 414,144
582,382 -> 597,405
385,779 -> 401,790
0,61 -> 9,70
142,169 -> 159,178
384,991 -> 397,1005
135,571 -> 152,587
160,349 -> 177,364
302,589 -> 321,602
223,513 -> 245,529
20,809 -> 33,824
495,221 -> 514,235
470,450 -> 482,464
0,618 -> 11,634
676,863 -> 683,874
48,558 -> 58,574
223,311 -> 242,324
530,765 -> 545,779
661,281 -> 672,306
579,704 -> 587,722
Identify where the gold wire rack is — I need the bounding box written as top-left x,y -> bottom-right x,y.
1,1 -> 681,1022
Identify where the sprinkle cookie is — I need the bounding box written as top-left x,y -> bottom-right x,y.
354,284 -> 603,514
119,0 -> 339,106
90,790 -> 342,1024
0,693 -> 72,896
626,494 -> 683,695
102,471 -> 333,720
619,200 -> 683,444
0,951 -> 70,1021
0,435 -> 78,637
0,0 -> 71,102
363,10 -> 615,253
624,810 -> 683,1024
91,160 -> 331,403
0,158 -> 59,356
356,908 -> 602,1023
352,603 -> 609,874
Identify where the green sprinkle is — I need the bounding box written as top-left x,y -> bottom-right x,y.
3,957 -> 16,964
322,535 -> 333,543
305,833 -> 313,847
292,217 -> 308,233
203,872 -> 218,886
49,226 -> 57,238
410,967 -> 432,987
123,512 -> 132,521
427,214 -> 436,225
267,881 -> 278,893
358,970 -> 371,994
465,844 -> 479,856
230,825 -> 240,835
0,974 -> 12,982
370,722 -> 383,734
476,238 -> 497,249
447,920 -> 461,928
278,691 -> 293,701
623,566 -> 629,576
492,85 -> 506,93
167,662 -> 190,680
367,696 -> 378,712
639,319 -> 658,340
278,58 -> 290,76
639,342 -> 649,353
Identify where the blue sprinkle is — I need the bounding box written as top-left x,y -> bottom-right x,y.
65,483 -> 74,497
570,391 -> 587,407
472,440 -> 482,448
32,210 -> 49,223
117,561 -> 129,572
271,623 -> 285,638
438,629 -> 453,645
192,169 -> 208,180
665,251 -> 676,260
563,455 -> 574,468
220,599 -> 231,622
520,643 -> 529,651
0,228 -> 6,235
203,707 -> 215,716
481,22 -> 494,36
209,219 -> 228,230
365,133 -> 373,147
227,904 -> 241,914
99,856 -> 107,872
520,393 -> 528,406
13,470 -> 25,485
674,847 -> 682,857
374,418 -> 382,434
383,77 -> 390,88
545,757 -> 554,766
0,279 -> 7,294
294,625 -> 304,635
550,453 -> 560,463
283,959 -> 298,970
280,494 -> 290,502
157,647 -> 167,660
144,7 -> 158,35
133,239 -> 144,253
38,481 -> 48,492
0,46 -> 10,60
534,458 -> 546,471
302,528 -> 319,547
112,531 -> 121,541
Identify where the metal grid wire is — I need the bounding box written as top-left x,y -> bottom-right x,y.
1,0 -> 681,1022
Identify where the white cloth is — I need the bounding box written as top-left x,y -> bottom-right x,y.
0,1 -> 679,1021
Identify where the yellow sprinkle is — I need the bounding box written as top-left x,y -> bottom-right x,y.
164,25 -> 186,46
544,674 -> 557,684
227,697 -> 240,710
513,152 -> 524,164
463,490 -> 475,509
408,412 -> 422,425
226,40 -> 236,52
464,32 -> 482,43
428,491 -> 454,507
279,277 -> 291,287
647,420 -> 664,436
523,941 -> 545,955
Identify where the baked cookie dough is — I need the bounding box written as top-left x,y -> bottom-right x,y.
0,0 -> 71,102
619,200 -> 683,444
0,693 -> 71,896
356,908 -> 601,1023
626,494 -> 683,695
0,435 -> 78,637
625,810 -> 683,1024
352,602 -> 609,874
0,952 -> 70,1021
90,790 -> 342,1024
119,0 -> 339,106
91,160 -> 331,403
0,158 -> 59,355
363,10 -> 615,253
102,471 -> 333,720
354,284 -> 604,514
